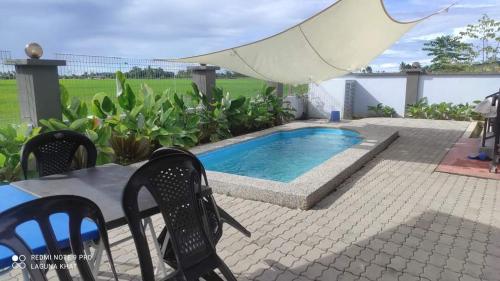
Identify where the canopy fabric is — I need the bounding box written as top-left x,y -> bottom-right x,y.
174,0 -> 450,84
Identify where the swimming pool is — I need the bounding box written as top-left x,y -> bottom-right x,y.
199,128 -> 363,182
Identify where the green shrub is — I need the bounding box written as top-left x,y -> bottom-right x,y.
368,103 -> 396,117
91,72 -> 200,164
0,124 -> 41,183
406,98 -> 481,121
7,72 -> 296,170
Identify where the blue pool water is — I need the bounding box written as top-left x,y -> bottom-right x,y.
199,128 -> 362,182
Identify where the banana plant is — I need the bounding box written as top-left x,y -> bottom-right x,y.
255,85 -> 295,126
40,85 -> 114,165
187,83 -> 233,143
92,72 -> 201,164
406,98 -> 429,119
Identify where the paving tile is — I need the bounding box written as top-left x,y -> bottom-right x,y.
7,119 -> 500,281
318,267 -> 342,281
301,263 -> 327,280
421,264 -> 443,281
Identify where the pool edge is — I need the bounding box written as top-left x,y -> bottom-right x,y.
192,120 -> 399,210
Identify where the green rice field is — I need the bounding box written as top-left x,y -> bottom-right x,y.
0,78 -> 266,125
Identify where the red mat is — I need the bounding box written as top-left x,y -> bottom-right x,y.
436,138 -> 500,180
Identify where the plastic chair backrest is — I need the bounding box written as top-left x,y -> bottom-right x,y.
0,195 -> 117,281
21,130 -> 97,179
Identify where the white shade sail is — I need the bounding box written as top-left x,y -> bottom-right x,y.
174,0 -> 451,84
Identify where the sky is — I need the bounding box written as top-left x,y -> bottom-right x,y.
1,0 -> 499,72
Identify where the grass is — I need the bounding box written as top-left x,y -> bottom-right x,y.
0,78 -> 266,125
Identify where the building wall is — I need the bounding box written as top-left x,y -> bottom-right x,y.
308,73 -> 500,119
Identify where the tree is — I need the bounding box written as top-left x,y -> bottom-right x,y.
422,35 -> 474,71
361,66 -> 373,73
460,14 -> 500,63
399,62 -> 412,72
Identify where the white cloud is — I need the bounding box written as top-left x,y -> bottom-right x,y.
382,49 -> 403,56
374,63 -> 399,69
454,4 -> 497,9
407,32 -> 447,42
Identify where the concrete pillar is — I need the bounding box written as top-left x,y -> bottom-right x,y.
266,81 -> 284,98
188,64 -> 220,102
404,68 -> 423,116
5,58 -> 66,126
343,80 -> 356,120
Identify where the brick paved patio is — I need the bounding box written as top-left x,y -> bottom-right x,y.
5,118 -> 500,281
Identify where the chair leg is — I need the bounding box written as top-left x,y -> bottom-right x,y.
216,259 -> 237,281
22,268 -> 30,281
218,207 -> 251,238
89,240 -> 104,277
201,271 -> 225,281
142,217 -> 169,278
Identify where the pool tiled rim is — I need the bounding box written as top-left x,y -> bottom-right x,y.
191,120 -> 399,209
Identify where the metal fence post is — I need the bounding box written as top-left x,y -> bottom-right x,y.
266,81 -> 284,98
6,54 -> 65,126
188,64 -> 220,102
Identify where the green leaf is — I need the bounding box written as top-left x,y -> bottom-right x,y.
41,119 -> 68,131
92,99 -> 107,119
229,96 -> 246,110
130,104 -> 144,119
60,84 -> 69,107
101,96 -> 115,114
31,126 -> 42,137
142,84 -> 154,111
99,146 -> 114,155
70,97 -> 81,113
191,82 -> 200,95
118,84 -> 136,111
173,93 -> 184,109
85,129 -> 98,142
158,136 -> 173,147
160,107 -> 174,124
137,113 -> 145,130
0,153 -> 6,167
115,71 -> 125,97
265,85 -> 275,97
213,87 -> 223,103
52,119 -> 69,130
69,118 -> 89,131
39,119 -> 56,131
186,115 -> 200,128
77,102 -> 89,118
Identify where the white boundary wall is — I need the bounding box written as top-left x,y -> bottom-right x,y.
418,74 -> 499,104
308,73 -> 500,119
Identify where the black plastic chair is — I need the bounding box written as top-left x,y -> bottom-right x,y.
0,195 -> 117,281
122,154 -> 237,281
21,130 -> 97,179
481,89 -> 500,172
151,147 -> 251,242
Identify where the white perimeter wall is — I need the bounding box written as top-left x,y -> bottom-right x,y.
308,74 -> 500,119
308,75 -> 407,118
418,75 -> 500,104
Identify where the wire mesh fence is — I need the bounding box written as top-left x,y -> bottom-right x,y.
0,50 -> 20,125
55,53 -> 201,105
0,51 -> 308,126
